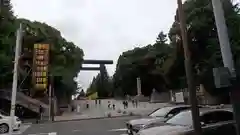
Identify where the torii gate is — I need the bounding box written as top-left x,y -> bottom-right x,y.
80,59 -> 113,96
81,59 -> 113,71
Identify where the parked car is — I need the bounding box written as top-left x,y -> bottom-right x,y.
138,108 -> 234,135
126,105 -> 193,135
0,114 -> 22,134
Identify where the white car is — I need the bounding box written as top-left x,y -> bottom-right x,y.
0,114 -> 22,134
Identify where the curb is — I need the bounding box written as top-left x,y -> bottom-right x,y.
31,114 -> 141,124
53,113 -> 141,123
22,122 -> 33,125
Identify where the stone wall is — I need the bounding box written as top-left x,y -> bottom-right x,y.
170,85 -> 227,105
150,91 -> 170,103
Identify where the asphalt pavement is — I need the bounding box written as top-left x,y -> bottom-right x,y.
21,116 -> 140,135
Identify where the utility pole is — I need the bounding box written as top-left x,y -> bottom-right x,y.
212,1 -> 239,135
49,76 -> 54,122
177,0 -> 202,135
51,81 -> 55,122
9,23 -> 23,135
48,81 -> 52,121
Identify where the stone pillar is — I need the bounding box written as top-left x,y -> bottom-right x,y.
170,90 -> 175,102
68,104 -> 71,112
77,104 -> 81,113
53,97 -> 58,114
137,77 -> 141,95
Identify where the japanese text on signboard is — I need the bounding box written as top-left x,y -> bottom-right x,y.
32,44 -> 49,90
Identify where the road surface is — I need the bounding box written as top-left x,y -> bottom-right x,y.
21,116 -> 140,135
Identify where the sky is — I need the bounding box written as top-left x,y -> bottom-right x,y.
11,0 -> 178,90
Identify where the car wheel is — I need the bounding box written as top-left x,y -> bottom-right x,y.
126,130 -> 133,135
0,123 -> 9,134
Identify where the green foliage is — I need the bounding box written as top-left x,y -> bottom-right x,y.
113,32 -> 172,96
78,89 -> 85,97
19,19 -> 84,98
0,0 -> 17,88
113,0 -> 240,96
0,1 -> 84,101
170,0 -> 240,95
87,65 -> 113,98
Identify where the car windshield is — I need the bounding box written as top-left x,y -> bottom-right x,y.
149,107 -> 173,117
166,110 -> 192,126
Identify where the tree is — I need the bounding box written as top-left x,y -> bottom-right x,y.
0,0 -> 17,89
113,0 -> 240,97
156,31 -> 167,44
18,19 -> 84,100
79,89 -> 85,97
168,0 -> 240,95
0,0 -> 84,103
113,32 -> 173,96
87,65 -> 113,98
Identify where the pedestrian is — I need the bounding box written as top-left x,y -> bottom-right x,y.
20,106 -> 24,118
86,103 -> 89,109
123,101 -> 126,109
108,103 -> 111,109
71,105 -> 74,112
15,106 -> 19,116
132,100 -> 135,107
135,100 -> 138,108
77,104 -> 81,113
99,100 -> 101,105
95,99 -> 97,106
37,105 -> 43,123
126,101 -> 128,108
19,106 -> 24,122
113,104 -> 115,110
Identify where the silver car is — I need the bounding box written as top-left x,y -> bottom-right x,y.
138,108 -> 234,135
126,105 -> 192,135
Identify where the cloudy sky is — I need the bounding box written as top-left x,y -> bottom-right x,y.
12,0 -> 178,90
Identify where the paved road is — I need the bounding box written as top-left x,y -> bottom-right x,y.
21,116 -> 140,135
